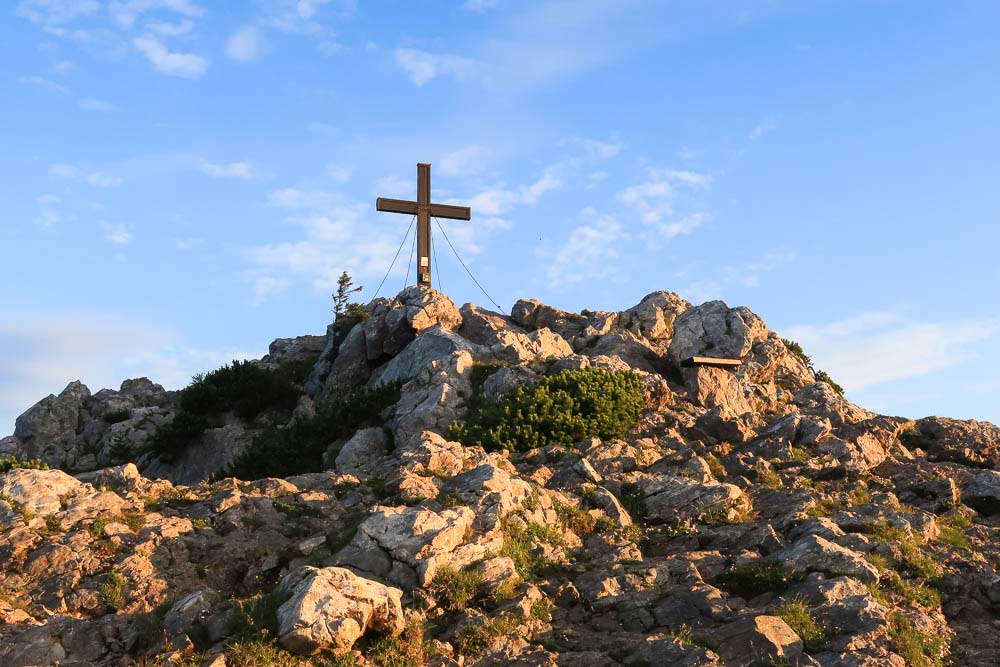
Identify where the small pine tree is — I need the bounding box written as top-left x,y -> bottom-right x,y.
332,271 -> 362,318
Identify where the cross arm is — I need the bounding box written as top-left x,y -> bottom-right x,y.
428,203 -> 471,220
376,197 -> 418,215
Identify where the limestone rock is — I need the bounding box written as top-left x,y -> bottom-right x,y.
713,615 -> 804,667
618,290 -> 689,341
335,504 -> 475,588
277,566 -> 404,655
639,474 -> 750,523
335,427 -> 389,477
0,468 -> 84,516
772,534 -> 879,583
962,470 -> 1000,515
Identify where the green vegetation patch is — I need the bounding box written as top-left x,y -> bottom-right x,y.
429,565 -> 484,610
775,599 -> 827,653
0,456 -> 50,473
226,382 -> 401,480
887,612 -> 948,667
448,368 -> 645,453
150,359 -> 306,462
717,563 -> 803,598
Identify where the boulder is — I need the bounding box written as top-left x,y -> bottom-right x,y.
371,326 -> 483,386
335,504 -> 475,588
335,428 -> 389,477
668,301 -> 768,365
639,474 -> 750,523
277,566 -> 404,655
713,615 -> 804,667
618,291 -> 689,342
962,470 -> 1000,515
772,534 -> 879,583
682,366 -> 753,418
13,380 -> 91,468
0,468 -> 84,516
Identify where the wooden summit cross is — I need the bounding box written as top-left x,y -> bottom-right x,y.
376,163 -> 472,288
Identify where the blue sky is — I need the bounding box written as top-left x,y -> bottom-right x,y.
3,0 -> 999,433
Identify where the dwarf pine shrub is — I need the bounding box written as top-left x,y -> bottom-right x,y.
448,368 -> 645,452
225,381 -> 401,480
0,456 -> 50,473
150,359 -> 306,462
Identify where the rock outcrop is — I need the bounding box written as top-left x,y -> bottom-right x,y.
0,285 -> 994,667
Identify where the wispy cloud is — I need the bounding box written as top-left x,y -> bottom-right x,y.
133,35 -> 209,78
393,48 -> 482,86
18,75 -> 68,94
200,161 -> 256,179
49,163 -> 124,188
78,97 -> 120,112
462,0 -> 499,12
617,168 -> 711,226
225,25 -> 263,62
108,0 -> 204,30
543,211 -> 625,288
784,312 -> 1000,391
98,220 -> 134,245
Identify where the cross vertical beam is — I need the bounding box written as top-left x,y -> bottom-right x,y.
417,163 -> 431,286
376,162 -> 472,290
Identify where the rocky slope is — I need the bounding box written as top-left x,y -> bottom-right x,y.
2,286 -> 999,667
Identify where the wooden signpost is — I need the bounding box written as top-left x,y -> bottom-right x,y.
377,163 -> 472,288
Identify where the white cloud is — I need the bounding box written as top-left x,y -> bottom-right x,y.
15,0 -> 101,28
439,146 -> 493,177
78,97 -> 120,112
544,213 -> 625,288
0,312 -> 258,435
200,161 -> 256,179
226,25 -> 263,62
394,48 -> 482,86
49,163 -> 123,187
468,170 -> 562,215
617,168 -> 711,225
86,171 -> 124,187
462,0 -> 498,11
568,137 -> 623,160
145,18 -> 196,36
36,194 -> 64,227
98,220 -> 134,245
783,312 -> 1000,391
133,35 -> 208,78
108,0 -> 204,30
326,164 -> 351,182
749,121 -> 777,141
18,75 -> 68,94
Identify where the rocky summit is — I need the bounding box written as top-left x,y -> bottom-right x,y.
2,285 -> 999,667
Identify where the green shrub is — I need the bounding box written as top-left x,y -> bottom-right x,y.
148,411 -> 212,462
814,370 -> 845,396
617,482 -> 647,522
366,615 -> 433,667
449,368 -> 645,453
99,572 -> 128,610
150,360 -> 305,462
453,614 -> 521,656
0,456 -> 50,473
782,339 -> 812,368
775,599 -> 826,652
230,587 -> 293,642
226,382 -> 401,480
429,565 -> 484,610
717,563 -> 802,598
180,359 -> 300,420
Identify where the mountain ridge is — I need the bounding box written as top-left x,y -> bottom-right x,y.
1,285 -> 998,666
